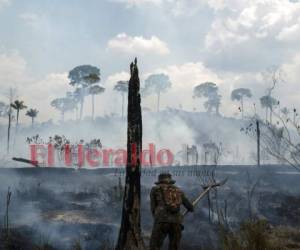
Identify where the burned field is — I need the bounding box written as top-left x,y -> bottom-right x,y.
0,165 -> 300,250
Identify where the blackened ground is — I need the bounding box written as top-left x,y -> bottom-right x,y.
0,165 -> 299,249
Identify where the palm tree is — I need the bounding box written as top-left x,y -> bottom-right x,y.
281,107 -> 289,116
26,108 -> 38,127
11,100 -> 27,131
114,81 -> 128,118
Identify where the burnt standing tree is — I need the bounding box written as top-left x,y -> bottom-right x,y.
256,120 -> 260,167
115,58 -> 145,250
7,88 -> 16,154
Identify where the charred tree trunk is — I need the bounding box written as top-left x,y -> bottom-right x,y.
115,58 -> 145,250
256,120 -> 260,166
7,109 -> 11,154
13,109 -> 20,149
12,157 -> 39,167
7,88 -> 14,153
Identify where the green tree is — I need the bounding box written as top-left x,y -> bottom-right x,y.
66,91 -> 80,120
231,88 -> 252,118
193,82 -> 221,115
89,85 -> 105,120
114,80 -> 128,118
68,65 -> 101,120
260,95 -> 279,124
143,73 -> 171,112
51,97 -> 77,122
281,107 -> 289,117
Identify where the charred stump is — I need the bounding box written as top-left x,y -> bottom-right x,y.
115,59 -> 145,250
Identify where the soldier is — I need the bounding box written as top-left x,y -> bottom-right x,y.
150,173 -> 194,250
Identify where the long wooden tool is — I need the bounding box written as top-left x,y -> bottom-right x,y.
183,177 -> 228,216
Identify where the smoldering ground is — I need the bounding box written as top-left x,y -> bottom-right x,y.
1,164 -> 300,249
0,110 -> 300,249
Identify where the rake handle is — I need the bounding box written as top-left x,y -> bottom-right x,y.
182,185 -> 214,216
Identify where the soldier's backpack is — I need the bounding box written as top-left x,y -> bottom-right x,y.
160,185 -> 182,213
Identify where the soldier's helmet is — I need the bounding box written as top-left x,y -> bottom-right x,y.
155,173 -> 176,185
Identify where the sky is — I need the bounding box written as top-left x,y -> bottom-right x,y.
0,0 -> 300,122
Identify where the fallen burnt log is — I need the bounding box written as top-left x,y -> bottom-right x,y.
12,157 -> 39,167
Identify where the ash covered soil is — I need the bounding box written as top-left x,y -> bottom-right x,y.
0,165 -> 300,249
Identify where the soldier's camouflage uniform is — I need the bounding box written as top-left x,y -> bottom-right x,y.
149,174 -> 194,250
